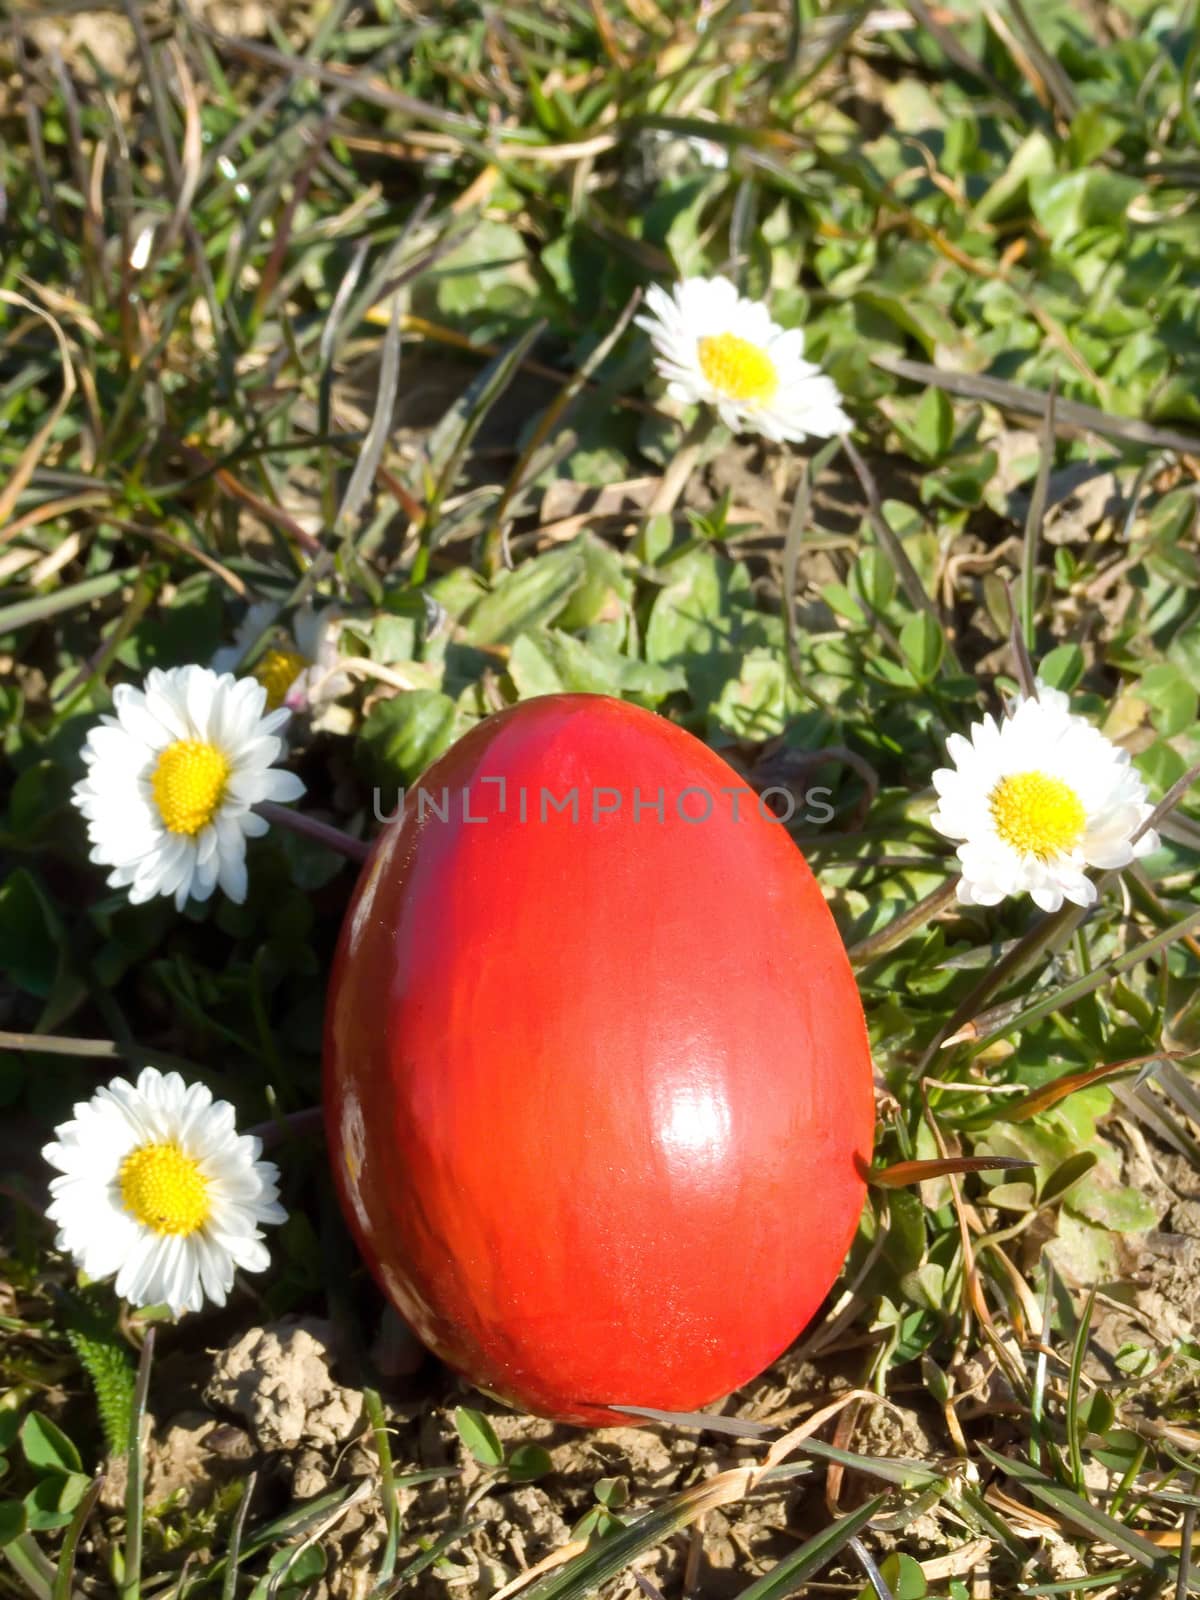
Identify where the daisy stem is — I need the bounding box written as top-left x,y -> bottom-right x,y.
643,411 -> 715,523
249,1104 -> 325,1149
255,801 -> 371,864
122,1325 -> 155,1600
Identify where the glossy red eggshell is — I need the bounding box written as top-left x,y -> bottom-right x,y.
324,694 -> 874,1425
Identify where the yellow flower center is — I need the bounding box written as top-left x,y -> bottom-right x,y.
697,332 -> 779,405
253,648 -> 308,711
990,771 -> 1086,859
118,1142 -> 210,1236
151,739 -> 230,836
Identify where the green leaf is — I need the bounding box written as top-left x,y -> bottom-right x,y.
555,535 -> 632,633
594,1476 -> 628,1509
465,549 -> 587,646
128,573 -> 222,670
1030,170 -> 1140,250
452,1407 -> 504,1469
912,386 -> 954,460
899,614 -> 944,683
1139,662 -> 1198,736
508,1444 -> 554,1483
822,581 -> 867,626
1037,644 -> 1084,692
358,690 -> 459,789
507,630 -> 684,703
856,1551 -> 927,1600
1066,1180 -> 1159,1232
24,1473 -> 88,1531
0,1501 -> 25,1549
6,761 -> 70,838
710,648 -> 791,740
852,549 -> 896,614
0,869 -> 61,999
1038,1150 -> 1099,1206
428,219 -> 538,324
21,1413 -> 82,1476
736,1495 -> 888,1598
644,548 -> 752,667
1066,106 -> 1126,166
972,130 -> 1055,223
249,1540 -> 328,1600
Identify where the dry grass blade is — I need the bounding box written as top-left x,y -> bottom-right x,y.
612,1405 -> 775,1438
903,0 -> 1014,102
411,319 -> 547,585
847,877 -> 960,965
1177,1478 -> 1198,1600
1002,0 -> 1078,119
989,1053 -> 1186,1125
842,435 -> 954,661
0,570 -> 127,633
976,1444 -> 1169,1573
156,42 -> 203,261
174,443 -> 321,556
1137,759 -> 1200,844
871,352 -> 1200,454
491,287 -> 644,560
782,434 -> 841,711
201,27 -> 484,138
502,1463 -> 813,1600
870,1155 -> 1035,1187
0,292 -> 79,535
760,1391 -> 911,1474
970,905 -> 1200,1046
0,1031 -> 122,1059
108,518 -> 248,597
336,298 -> 403,538
1019,377 -> 1056,656
0,490 -> 111,542
1113,1080 -> 1200,1169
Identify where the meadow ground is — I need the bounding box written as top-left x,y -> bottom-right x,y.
3,2 -> 1200,1597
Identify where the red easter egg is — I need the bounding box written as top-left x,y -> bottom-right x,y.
324,694 -> 873,1425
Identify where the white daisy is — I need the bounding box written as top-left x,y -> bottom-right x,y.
43,1067 -> 286,1316
635,274 -> 850,444
72,664 -> 305,910
644,126 -> 729,172
931,680 -> 1160,913
212,601 -> 349,713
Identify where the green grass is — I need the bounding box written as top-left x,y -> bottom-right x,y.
3,0 -> 1200,1595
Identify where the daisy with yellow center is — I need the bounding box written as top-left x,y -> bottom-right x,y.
43,1067 -> 285,1316
930,680 -> 1159,913
212,600 -> 349,713
72,664 -> 305,910
635,274 -> 850,444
